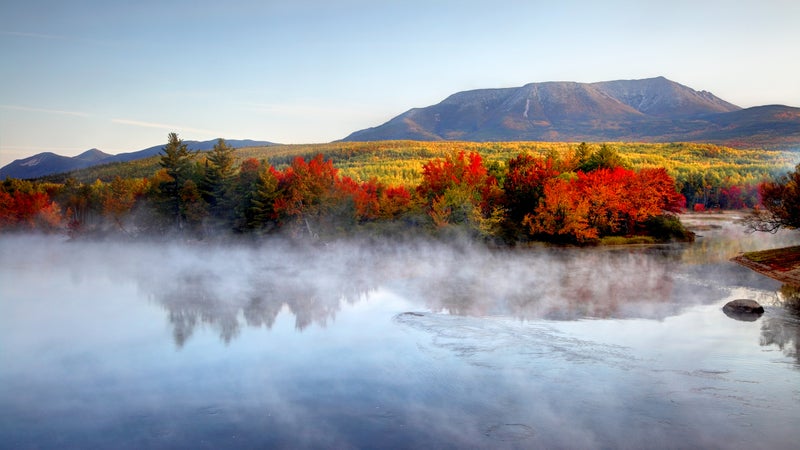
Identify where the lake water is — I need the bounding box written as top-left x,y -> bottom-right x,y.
1,214 -> 799,449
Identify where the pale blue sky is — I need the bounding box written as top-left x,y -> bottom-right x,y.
1,0 -> 798,166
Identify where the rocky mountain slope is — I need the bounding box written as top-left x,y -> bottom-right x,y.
343,77 -> 799,148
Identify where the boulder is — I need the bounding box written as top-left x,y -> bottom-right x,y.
722,299 -> 764,321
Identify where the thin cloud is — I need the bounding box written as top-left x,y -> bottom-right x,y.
112,118 -> 224,137
0,104 -> 91,118
1,30 -> 115,46
0,30 -> 68,40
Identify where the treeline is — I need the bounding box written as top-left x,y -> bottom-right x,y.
237,140 -> 789,214
1,134 -> 699,244
44,140 -> 791,214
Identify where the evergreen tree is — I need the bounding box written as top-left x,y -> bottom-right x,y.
575,142 -> 591,166
200,138 -> 236,226
580,143 -> 626,172
157,133 -> 193,230
180,179 -> 208,235
231,158 -> 262,232
248,165 -> 280,233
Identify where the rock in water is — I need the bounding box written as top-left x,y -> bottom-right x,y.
722,299 -> 765,321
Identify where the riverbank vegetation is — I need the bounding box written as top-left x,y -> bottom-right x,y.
733,246 -> 800,287
2,136 -> 795,244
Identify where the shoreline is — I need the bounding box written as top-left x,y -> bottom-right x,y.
732,246 -> 800,287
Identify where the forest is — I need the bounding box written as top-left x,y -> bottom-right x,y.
1,135 -> 797,244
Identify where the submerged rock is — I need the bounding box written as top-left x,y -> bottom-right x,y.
722,299 -> 765,321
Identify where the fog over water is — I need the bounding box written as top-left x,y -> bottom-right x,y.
1,214 -> 799,448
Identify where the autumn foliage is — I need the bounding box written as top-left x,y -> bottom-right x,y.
417,151 -> 501,229
523,167 -> 687,242
0,188 -> 61,230
1,136 -> 702,243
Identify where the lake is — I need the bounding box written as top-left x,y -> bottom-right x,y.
1,213 -> 799,449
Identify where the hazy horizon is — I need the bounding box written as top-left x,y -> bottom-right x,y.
2,0 -> 799,167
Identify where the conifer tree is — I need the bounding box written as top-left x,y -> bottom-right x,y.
157,132 -> 193,230
201,138 -> 235,225
580,143 -> 626,172
249,166 -> 280,233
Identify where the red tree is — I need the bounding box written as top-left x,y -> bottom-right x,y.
503,154 -> 559,224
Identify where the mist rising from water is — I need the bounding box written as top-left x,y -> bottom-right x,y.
3,216 -> 798,347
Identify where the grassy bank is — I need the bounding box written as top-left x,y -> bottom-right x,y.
733,246 -> 800,286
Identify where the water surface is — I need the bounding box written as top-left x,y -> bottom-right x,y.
1,216 -> 799,449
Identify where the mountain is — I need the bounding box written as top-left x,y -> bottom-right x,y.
0,149 -> 113,180
591,77 -> 740,117
1,139 -> 276,180
102,139 -> 276,165
342,77 -> 800,148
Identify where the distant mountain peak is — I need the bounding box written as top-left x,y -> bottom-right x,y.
74,148 -> 112,162
1,139 -> 277,180
342,77 -> 796,147
590,77 -> 740,117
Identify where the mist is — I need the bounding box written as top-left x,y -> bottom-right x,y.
1,217 -> 799,448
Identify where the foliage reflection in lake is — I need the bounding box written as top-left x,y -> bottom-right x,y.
1,218 -> 799,449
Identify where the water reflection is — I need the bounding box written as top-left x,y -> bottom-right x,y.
139,243 -> 699,346
760,284 -> 800,366
3,225 -> 800,449
139,243 -> 378,347
125,224 -> 800,347
680,212 -> 800,264
417,246 -> 685,320
10,215 -> 789,349
134,238 -> 785,346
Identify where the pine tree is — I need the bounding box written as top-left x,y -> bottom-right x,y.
201,138 -> 235,225
580,143 -> 626,172
249,166 -> 280,233
157,133 -> 193,230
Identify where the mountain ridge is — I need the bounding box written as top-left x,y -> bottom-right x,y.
342,77 -> 799,147
3,77 -> 799,180
1,139 -> 276,180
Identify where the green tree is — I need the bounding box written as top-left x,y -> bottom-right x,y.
231,158 -> 263,232
574,142 -> 591,167
180,179 -> 208,235
200,138 -> 236,226
580,143 -> 627,172
248,165 -> 281,233
156,133 -> 193,230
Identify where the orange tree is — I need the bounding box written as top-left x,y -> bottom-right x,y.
416,151 -> 501,232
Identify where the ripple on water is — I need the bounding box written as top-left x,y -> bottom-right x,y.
197,405 -> 224,416
393,312 -> 636,370
485,423 -> 536,442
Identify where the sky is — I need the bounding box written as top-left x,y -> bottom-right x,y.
1,0 -> 799,167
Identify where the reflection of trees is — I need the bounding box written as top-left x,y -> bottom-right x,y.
159,273 -> 243,346
145,259 -> 376,347
760,284 -> 800,367
679,220 -> 800,265
418,247 -> 684,320
140,236 -> 792,347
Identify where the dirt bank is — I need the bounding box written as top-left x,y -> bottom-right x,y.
732,246 -> 800,287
